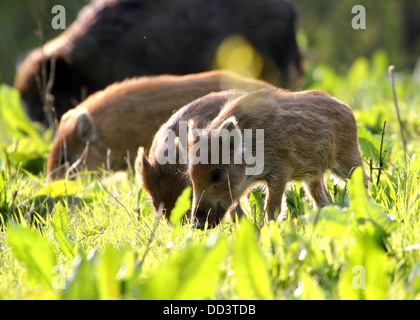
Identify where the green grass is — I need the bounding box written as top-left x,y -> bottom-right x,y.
1,50 -> 420,299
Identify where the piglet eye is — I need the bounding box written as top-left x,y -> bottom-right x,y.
210,168 -> 225,184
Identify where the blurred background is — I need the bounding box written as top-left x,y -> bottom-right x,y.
0,0 -> 419,86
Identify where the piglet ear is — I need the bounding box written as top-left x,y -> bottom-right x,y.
76,111 -> 96,142
218,116 -> 239,134
136,147 -> 150,169
217,116 -> 243,159
135,146 -> 149,186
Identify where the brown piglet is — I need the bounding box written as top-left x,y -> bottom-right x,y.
135,89 -> 256,221
47,70 -> 273,180
187,88 -> 368,228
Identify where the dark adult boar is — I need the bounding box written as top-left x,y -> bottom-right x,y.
47,70 -> 272,180
187,89 -> 368,229
15,0 -> 302,125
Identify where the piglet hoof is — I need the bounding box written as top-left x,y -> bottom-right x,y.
190,219 -> 200,229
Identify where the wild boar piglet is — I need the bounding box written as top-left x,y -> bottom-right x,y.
188,88 -> 367,228
47,70 -> 272,180
135,89 -> 256,220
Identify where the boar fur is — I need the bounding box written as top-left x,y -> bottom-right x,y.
187,88 -> 368,228
47,70 -> 272,180
135,90 -> 259,221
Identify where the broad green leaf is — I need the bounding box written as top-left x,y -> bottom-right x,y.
0,85 -> 51,173
0,85 -> 37,142
348,167 -> 397,239
62,247 -> 135,300
96,246 -> 126,300
52,202 -> 72,238
233,220 -> 273,299
355,105 -> 391,135
62,252 -> 98,300
36,180 -> 79,199
52,224 -> 76,259
170,187 -> 191,225
310,206 -> 353,239
139,236 -> 228,299
7,224 -> 57,288
338,232 -> 389,299
51,202 -> 76,259
358,126 -> 391,163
